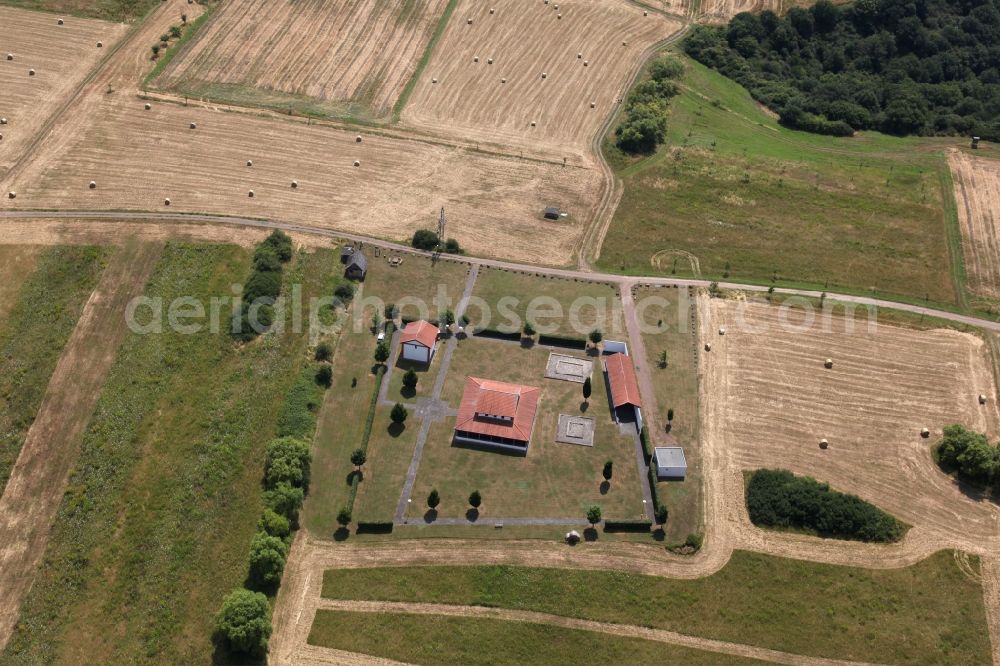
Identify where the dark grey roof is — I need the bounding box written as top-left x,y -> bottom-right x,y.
346,251 -> 368,272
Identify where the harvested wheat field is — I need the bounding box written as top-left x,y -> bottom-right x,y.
152,0 -> 450,120
950,150 -> 1000,300
401,0 -> 681,162
0,7 -> 126,178
697,0 -> 778,24
705,299 -> 1000,550
2,97 -> 599,265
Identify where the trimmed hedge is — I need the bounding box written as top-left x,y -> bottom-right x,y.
603,520 -> 653,533
538,334 -> 586,349
356,521 -> 394,534
346,364 -> 387,512
746,469 -> 905,543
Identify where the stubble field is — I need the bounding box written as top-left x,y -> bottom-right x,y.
950,150 -> 1000,300
401,0 -> 681,161
152,0 -> 450,121
0,7 -> 126,179
706,299 -> 1000,549
697,0 -> 779,24
2,95 -> 601,266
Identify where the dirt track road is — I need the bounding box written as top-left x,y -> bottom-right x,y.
0,241 -> 162,649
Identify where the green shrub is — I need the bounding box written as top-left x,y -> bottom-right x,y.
334,283 -> 354,300
247,531 -> 288,588
316,364 -> 333,387
746,469 -> 905,542
336,507 -> 352,527
391,403 -> 408,425
402,368 -> 418,390
265,437 -> 312,491
264,482 -> 304,523
936,424 -> 1000,485
261,230 -> 293,262
259,509 -> 291,540
244,270 -> 282,303
214,589 -> 271,656
428,488 -> 440,509
469,490 -> 482,508
315,343 -> 333,362
586,505 -> 602,526
411,229 -> 440,250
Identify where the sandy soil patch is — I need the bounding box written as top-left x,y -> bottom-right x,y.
401,0 -> 681,161
950,151 -> 1000,299
1,96 -> 600,266
706,299 -> 1000,550
0,241 -> 163,650
153,0 -> 449,119
0,7 -> 127,179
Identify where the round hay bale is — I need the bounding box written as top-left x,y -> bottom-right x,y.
89,181 -> 96,189
501,77 -> 507,83
490,8 -> 495,14
189,122 -> 197,129
354,160 -> 361,167
248,190 -> 254,198
57,18 -> 64,25
6,54 -> 13,61
7,192 -> 15,199
718,326 -> 726,335
467,17 -> 472,24
590,102 -> 595,108
921,427 -> 930,438
473,56 -> 479,63
96,41 -> 103,48
824,358 -> 833,368
583,60 -> 589,67
0,118 -> 6,125
704,342 -> 712,352
487,57 -> 493,65
246,160 -> 253,167
819,438 -> 829,449
28,69 -> 35,76
622,40 -> 627,46
144,102 -> 151,110
557,13 -> 562,18
530,120 -> 536,127
355,135 -> 363,143
644,10 -> 648,15
432,77 -> 438,84
291,180 -> 298,188
979,394 -> 988,405
577,53 -> 582,59
164,198 -> 171,205
541,72 -> 547,78
0,134 -> 3,141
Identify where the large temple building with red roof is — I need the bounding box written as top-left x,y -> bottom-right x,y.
453,377 -> 541,454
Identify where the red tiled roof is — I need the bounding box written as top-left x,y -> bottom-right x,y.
605,353 -> 641,409
399,320 -> 438,349
455,377 -> 540,443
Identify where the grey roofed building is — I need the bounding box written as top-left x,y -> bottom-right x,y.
654,446 -> 687,480
344,250 -> 368,280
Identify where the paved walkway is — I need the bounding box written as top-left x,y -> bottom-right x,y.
393,265 -> 480,524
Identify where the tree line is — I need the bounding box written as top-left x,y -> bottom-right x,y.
684,0 -> 1000,139
935,424 -> 1000,488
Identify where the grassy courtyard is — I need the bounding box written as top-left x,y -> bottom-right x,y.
408,337 -> 646,521
468,268 -> 625,340
320,550 -> 991,664
599,55 -> 960,307
634,285 -> 702,542
308,610 -> 762,665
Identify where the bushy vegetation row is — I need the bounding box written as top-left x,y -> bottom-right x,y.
0,246 -> 106,496
411,229 -> 461,254
746,469 -> 905,542
614,56 -> 684,154
935,424 -> 1000,488
232,231 -> 293,342
684,0 -> 1000,139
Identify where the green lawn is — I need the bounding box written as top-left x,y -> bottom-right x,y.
469,268 -> 625,340
320,550 -> 992,665
308,610 -> 764,665
4,243 -> 334,664
634,285 -> 702,542
0,0 -> 159,21
409,338 -> 645,521
0,245 -> 108,497
599,55 -> 960,307
352,404 -> 420,523
385,353 -> 443,403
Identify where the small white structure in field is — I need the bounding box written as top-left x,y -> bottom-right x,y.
655,447 -> 687,480
400,320 -> 438,364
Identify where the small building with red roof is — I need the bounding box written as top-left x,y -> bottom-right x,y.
604,352 -> 643,430
399,320 -> 439,364
454,377 -> 541,454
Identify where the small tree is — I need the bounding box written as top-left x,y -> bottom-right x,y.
151,44 -> 160,57
247,531 -> 288,588
427,488 -> 441,509
602,460 -> 613,481
215,589 -> 271,656
411,229 -> 440,250
263,482 -> 304,523
441,309 -> 456,326
588,329 -> 603,345
391,403 -> 408,425
522,320 -> 536,337
259,508 -> 290,540
655,504 -> 668,527
444,238 -> 462,253
709,281 -> 722,298
468,490 -> 482,509
336,507 -> 352,527
582,376 -> 592,402
384,303 -> 397,321
374,341 -> 390,365
334,283 -> 354,301
315,342 -> 333,362
315,365 -> 333,387
350,448 -> 367,469
658,350 -> 668,368
586,505 -> 602,528
402,368 -> 418,390
667,408 -> 674,422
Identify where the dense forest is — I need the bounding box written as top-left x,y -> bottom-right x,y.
683,0 -> 1000,139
